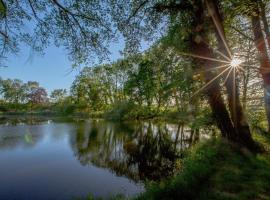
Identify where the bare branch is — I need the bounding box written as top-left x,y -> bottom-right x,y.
0,30 -> 8,39
27,0 -> 42,22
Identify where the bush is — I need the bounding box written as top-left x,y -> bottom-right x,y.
104,101 -> 156,121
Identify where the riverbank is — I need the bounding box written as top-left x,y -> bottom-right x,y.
0,108 -> 211,125
135,134 -> 270,200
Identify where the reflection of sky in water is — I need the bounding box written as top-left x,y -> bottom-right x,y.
0,121 -> 144,200
0,118 -> 211,200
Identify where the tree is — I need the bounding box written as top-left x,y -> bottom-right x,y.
50,89 -> 67,103
0,0 -> 115,65
205,0 -> 255,149
28,87 -> 48,104
25,81 -> 48,107
71,67 -> 105,111
124,59 -> 157,107
249,0 -> 270,131
0,78 -> 26,103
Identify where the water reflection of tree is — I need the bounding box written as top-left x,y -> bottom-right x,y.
0,116 -> 50,126
0,125 -> 44,150
71,120 -> 205,182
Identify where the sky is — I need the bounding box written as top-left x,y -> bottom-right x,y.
1,41 -> 126,94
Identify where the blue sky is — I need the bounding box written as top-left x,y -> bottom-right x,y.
1,42 -> 126,94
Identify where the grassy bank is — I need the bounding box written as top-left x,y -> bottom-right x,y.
137,135 -> 270,200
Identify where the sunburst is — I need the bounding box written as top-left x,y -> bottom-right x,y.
178,1 -> 248,101
174,0 -> 251,125
230,57 -> 243,68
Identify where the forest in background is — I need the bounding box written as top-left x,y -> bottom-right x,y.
0,40 -> 266,131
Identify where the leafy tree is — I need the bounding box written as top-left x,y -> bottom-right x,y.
71,67 -> 105,111
124,59 -> 156,107
50,89 -> 67,103
29,87 -> 48,104
0,78 -> 26,103
24,81 -> 48,108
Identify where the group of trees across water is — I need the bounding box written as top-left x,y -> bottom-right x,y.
1,0 -> 270,151
0,78 -> 68,112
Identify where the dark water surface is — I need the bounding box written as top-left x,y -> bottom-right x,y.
0,117 -> 210,200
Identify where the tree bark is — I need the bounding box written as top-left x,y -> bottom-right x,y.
251,2 -> 270,132
259,0 -> 270,42
190,1 -> 236,139
205,0 -> 257,150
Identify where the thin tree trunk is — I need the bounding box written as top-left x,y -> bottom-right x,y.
251,2 -> 270,132
242,41 -> 252,111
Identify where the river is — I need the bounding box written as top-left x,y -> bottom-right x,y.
0,116 -> 211,199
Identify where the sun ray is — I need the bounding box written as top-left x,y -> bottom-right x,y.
205,0 -> 233,59
230,57 -> 243,67
237,66 -> 245,72
191,67 -> 231,98
203,41 -> 231,61
205,64 -> 229,72
232,66 -> 236,121
178,51 -> 230,64
223,66 -> 234,84
214,49 -> 232,62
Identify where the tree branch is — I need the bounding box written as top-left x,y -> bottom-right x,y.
230,25 -> 254,41
127,0 -> 149,22
153,1 -> 192,13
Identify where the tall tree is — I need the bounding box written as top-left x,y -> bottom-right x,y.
205,0 -> 255,148
249,0 -> 270,131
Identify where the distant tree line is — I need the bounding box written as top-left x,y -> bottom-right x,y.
0,78 -> 70,113
0,78 -> 47,104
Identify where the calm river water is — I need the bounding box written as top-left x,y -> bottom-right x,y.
0,117 -> 210,200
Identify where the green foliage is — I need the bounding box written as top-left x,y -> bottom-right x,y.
247,109 -> 267,130
136,139 -> 223,200
135,136 -> 270,200
198,140 -> 270,200
104,101 -> 155,121
0,78 -> 48,106
0,0 -> 6,19
104,101 -> 135,121
124,59 -> 157,106
69,44 -> 200,119
50,89 -> 67,103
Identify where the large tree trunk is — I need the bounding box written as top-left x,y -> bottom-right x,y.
251,2 -> 270,132
190,1 -> 236,139
204,0 -> 257,150
259,0 -> 270,42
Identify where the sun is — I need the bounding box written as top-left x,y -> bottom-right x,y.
230,57 -> 243,68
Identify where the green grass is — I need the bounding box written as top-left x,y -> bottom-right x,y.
136,135 -> 270,200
